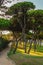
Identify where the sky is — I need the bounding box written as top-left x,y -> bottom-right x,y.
3,0 -> 43,9
27,0 -> 43,9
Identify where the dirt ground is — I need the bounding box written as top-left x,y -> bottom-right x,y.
0,48 -> 16,65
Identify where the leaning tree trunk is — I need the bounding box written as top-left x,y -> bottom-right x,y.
22,27 -> 27,53
33,30 -> 38,52
13,39 -> 18,54
28,39 -> 32,54
24,36 -> 27,53
12,32 -> 19,54
9,32 -> 19,54
23,11 -> 27,53
12,32 -> 24,54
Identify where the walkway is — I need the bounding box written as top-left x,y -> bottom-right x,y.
0,48 -> 16,65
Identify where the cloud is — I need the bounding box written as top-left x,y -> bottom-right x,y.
3,0 -> 27,7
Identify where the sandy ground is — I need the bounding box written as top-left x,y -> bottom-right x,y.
0,48 -> 16,65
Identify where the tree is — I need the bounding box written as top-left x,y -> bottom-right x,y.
7,2 -> 35,54
27,10 -> 43,53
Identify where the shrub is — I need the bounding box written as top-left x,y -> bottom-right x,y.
0,37 -> 9,51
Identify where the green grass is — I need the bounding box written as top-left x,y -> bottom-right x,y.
9,51 -> 43,65
37,46 -> 43,53
8,44 -> 43,65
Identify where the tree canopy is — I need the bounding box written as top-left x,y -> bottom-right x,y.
0,18 -> 11,30
6,1 -> 35,15
27,10 -> 43,31
6,2 -> 35,32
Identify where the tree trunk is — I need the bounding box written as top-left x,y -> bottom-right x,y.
24,39 -> 27,53
28,39 -> 32,54
13,39 -> 18,54
39,39 -> 42,47
9,32 -> 19,54
34,39 -> 37,52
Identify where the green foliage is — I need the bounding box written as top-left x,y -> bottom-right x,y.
6,2 -> 35,32
0,37 -> 9,51
7,48 -> 14,57
0,18 -> 11,30
38,31 -> 43,39
37,46 -> 43,52
6,2 -> 35,15
27,10 -> 43,31
27,10 -> 43,16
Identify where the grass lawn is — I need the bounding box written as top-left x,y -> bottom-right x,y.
9,50 -> 43,65
37,46 -> 43,53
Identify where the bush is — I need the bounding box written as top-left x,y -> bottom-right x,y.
0,37 -> 9,51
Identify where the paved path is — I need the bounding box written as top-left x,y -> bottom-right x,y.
0,48 -> 16,65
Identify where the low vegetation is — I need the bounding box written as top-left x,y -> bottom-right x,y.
9,51 -> 43,65
0,37 -> 9,51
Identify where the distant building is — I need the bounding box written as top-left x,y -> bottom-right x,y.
0,7 -> 12,20
0,0 -> 21,19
